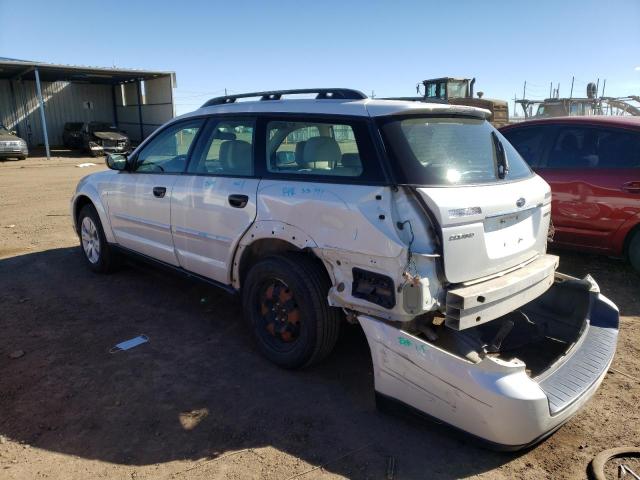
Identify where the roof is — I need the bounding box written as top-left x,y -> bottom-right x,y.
178,98 -> 491,120
0,58 -> 174,85
501,115 -> 640,131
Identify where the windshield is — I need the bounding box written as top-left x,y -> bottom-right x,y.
380,117 -> 532,186
89,122 -> 117,132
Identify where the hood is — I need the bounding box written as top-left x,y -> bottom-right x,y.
93,131 -> 128,141
0,132 -> 21,142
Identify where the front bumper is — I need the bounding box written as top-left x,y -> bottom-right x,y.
0,145 -> 28,158
89,142 -> 130,155
358,286 -> 619,449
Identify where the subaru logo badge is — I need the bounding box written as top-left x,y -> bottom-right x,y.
516,197 -> 526,208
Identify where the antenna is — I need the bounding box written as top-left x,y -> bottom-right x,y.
601,79 -> 606,97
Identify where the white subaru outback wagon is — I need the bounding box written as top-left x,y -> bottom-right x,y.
71,88 -> 618,450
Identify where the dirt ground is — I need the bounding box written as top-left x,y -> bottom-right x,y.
1,154 -> 638,480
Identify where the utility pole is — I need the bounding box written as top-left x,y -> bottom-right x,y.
522,81 -> 527,100
570,76 -> 574,98
224,88 -> 228,96
549,82 -> 552,98
371,90 -> 375,99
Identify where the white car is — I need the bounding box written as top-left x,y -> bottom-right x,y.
71,88 -> 619,450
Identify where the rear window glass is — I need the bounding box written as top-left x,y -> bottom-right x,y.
266,121 -> 363,177
381,117 -> 532,185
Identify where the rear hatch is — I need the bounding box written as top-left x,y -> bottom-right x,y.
417,175 -> 551,283
378,115 -> 551,284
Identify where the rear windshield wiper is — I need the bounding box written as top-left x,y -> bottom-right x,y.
491,131 -> 509,179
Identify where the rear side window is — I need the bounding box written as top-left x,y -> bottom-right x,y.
266,120 -> 363,177
188,118 -> 255,176
501,126 -> 550,168
546,126 -> 640,169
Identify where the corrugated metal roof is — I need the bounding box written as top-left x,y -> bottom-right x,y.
0,58 -> 174,85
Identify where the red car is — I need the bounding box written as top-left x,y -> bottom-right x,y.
501,116 -> 640,272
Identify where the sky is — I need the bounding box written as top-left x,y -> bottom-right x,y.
1,0 -> 639,116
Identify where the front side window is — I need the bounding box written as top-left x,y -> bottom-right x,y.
135,120 -> 203,173
595,129 -> 640,168
546,126 -> 640,169
266,120 -> 363,177
189,119 -> 255,175
380,117 -> 532,186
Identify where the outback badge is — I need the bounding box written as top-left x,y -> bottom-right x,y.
449,232 -> 475,241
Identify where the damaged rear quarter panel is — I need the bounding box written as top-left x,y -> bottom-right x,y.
235,179 -> 441,320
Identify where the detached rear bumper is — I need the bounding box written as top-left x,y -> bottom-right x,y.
358,285 -> 619,450
446,254 -> 558,330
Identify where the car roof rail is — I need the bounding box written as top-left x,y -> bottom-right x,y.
201,88 -> 368,107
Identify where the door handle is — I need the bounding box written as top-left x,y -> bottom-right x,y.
228,194 -> 249,208
153,186 -> 167,198
621,181 -> 640,194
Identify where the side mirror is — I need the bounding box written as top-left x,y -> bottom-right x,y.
105,153 -> 129,171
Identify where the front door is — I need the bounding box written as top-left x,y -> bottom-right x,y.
171,117 -> 259,283
107,119 -> 204,265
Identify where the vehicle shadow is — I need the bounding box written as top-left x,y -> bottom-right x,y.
0,247 -> 559,478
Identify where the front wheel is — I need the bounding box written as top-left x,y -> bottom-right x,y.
78,204 -> 120,273
628,229 -> 640,274
242,254 -> 341,369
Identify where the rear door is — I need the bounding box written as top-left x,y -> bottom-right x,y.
533,125 -> 640,253
170,117 -> 259,283
107,119 -> 204,265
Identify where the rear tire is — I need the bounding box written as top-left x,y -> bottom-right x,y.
18,156 -> 26,160
628,229 -> 640,274
242,253 -> 340,369
78,204 -> 120,273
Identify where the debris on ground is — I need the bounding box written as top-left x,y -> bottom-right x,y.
109,335 -> 149,353
619,464 -> 640,479
8,350 -> 25,359
590,447 -> 640,480
75,163 -> 97,168
4,224 -> 16,228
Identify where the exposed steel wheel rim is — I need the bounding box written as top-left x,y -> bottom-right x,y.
258,278 -> 301,344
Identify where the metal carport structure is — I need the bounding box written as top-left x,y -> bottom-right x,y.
0,57 -> 176,159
